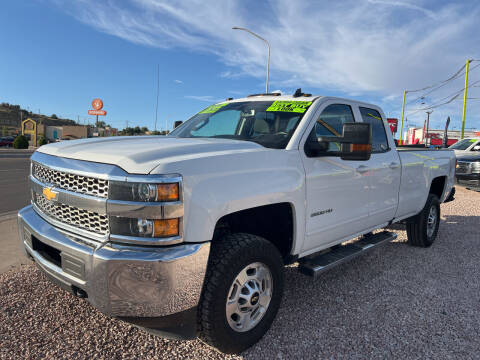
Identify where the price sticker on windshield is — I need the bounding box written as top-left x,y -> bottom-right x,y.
266,101 -> 312,113
199,103 -> 229,114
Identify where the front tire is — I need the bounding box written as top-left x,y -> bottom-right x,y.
406,194 -> 440,247
198,233 -> 284,354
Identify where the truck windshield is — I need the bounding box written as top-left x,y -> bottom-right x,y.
449,139 -> 477,150
169,100 -> 313,149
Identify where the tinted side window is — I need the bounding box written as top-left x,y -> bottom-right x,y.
311,104 -> 355,152
359,107 -> 389,153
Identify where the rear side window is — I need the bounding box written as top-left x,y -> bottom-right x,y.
359,107 -> 389,153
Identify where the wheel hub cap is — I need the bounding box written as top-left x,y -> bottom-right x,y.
226,262 -> 273,332
427,205 -> 437,238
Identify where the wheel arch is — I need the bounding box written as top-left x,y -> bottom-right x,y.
429,176 -> 447,201
212,202 -> 297,262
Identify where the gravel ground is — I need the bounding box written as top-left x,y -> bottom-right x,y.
1,186 -> 480,359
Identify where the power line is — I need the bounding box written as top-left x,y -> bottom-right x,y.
424,79 -> 480,106
406,73 -> 480,116
406,62 -> 467,94
406,61 -> 480,105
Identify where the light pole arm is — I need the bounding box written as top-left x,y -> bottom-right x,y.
232,27 -> 270,93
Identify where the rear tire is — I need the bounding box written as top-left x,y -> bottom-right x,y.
406,194 -> 440,247
198,233 -> 284,354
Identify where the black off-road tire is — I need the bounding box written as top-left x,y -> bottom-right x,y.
198,233 -> 284,354
406,194 -> 440,247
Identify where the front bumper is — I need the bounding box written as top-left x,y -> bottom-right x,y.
456,174 -> 480,189
18,205 -> 210,338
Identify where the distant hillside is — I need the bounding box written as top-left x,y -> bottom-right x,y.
0,102 -> 76,129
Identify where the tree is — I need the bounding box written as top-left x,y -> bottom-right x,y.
50,114 -> 58,119
141,126 -> 149,133
1,126 -> 6,137
13,135 -> 29,149
38,136 -> 48,146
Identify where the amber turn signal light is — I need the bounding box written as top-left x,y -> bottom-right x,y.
157,183 -> 179,202
153,218 -> 179,237
350,144 -> 371,152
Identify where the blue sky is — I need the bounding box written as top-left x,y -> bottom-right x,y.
1,0 -> 480,134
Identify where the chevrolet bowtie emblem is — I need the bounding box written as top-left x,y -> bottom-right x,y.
42,187 -> 58,201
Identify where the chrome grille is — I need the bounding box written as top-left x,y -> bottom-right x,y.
34,193 -> 109,235
456,162 -> 471,174
32,162 -> 109,198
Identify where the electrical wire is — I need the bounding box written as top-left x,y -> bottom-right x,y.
405,60 -> 480,116
406,63 -> 466,94
406,61 -> 480,105
405,79 -> 480,115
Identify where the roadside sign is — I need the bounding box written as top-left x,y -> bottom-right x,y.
88,110 -> 107,116
387,118 -> 398,133
92,98 -> 103,110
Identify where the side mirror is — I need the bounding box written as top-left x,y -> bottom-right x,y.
174,121 -> 183,129
305,122 -> 372,161
473,145 -> 480,151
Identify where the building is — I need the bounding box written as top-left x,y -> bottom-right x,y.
21,118 -> 88,146
403,127 -> 480,146
45,125 -> 87,141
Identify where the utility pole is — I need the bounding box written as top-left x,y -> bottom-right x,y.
461,59 -> 472,139
399,90 -> 407,144
154,64 -> 160,132
425,110 -> 433,146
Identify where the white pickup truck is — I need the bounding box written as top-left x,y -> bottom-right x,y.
18,92 -> 456,353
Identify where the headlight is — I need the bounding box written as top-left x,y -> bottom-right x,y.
110,217 -> 180,238
110,181 -> 180,202
472,162 -> 480,174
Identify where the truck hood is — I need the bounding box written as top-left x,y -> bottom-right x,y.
37,136 -> 266,174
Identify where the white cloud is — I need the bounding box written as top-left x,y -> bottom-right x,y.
53,0 -> 480,128
366,0 -> 437,19
184,95 -> 223,102
174,79 -> 183,84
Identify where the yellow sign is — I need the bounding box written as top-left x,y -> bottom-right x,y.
199,103 -> 229,114
266,101 -> 312,113
21,118 -> 37,147
42,187 -> 58,201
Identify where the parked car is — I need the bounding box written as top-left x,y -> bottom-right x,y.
18,93 -> 456,353
449,138 -> 480,156
455,153 -> 480,190
0,136 -> 14,147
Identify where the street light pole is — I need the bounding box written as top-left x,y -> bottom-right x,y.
425,110 -> 433,146
232,27 -> 270,93
399,90 -> 407,144
461,59 -> 471,140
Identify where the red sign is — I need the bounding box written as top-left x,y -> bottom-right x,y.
92,98 -> 103,110
88,110 -> 107,116
387,118 -> 398,133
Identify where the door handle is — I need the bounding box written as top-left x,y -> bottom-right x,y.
389,162 -> 400,169
356,165 -> 369,174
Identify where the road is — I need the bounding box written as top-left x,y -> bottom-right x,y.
0,154 -> 31,215
0,152 -> 32,273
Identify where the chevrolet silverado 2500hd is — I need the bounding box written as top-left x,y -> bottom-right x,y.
18,94 -> 456,353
